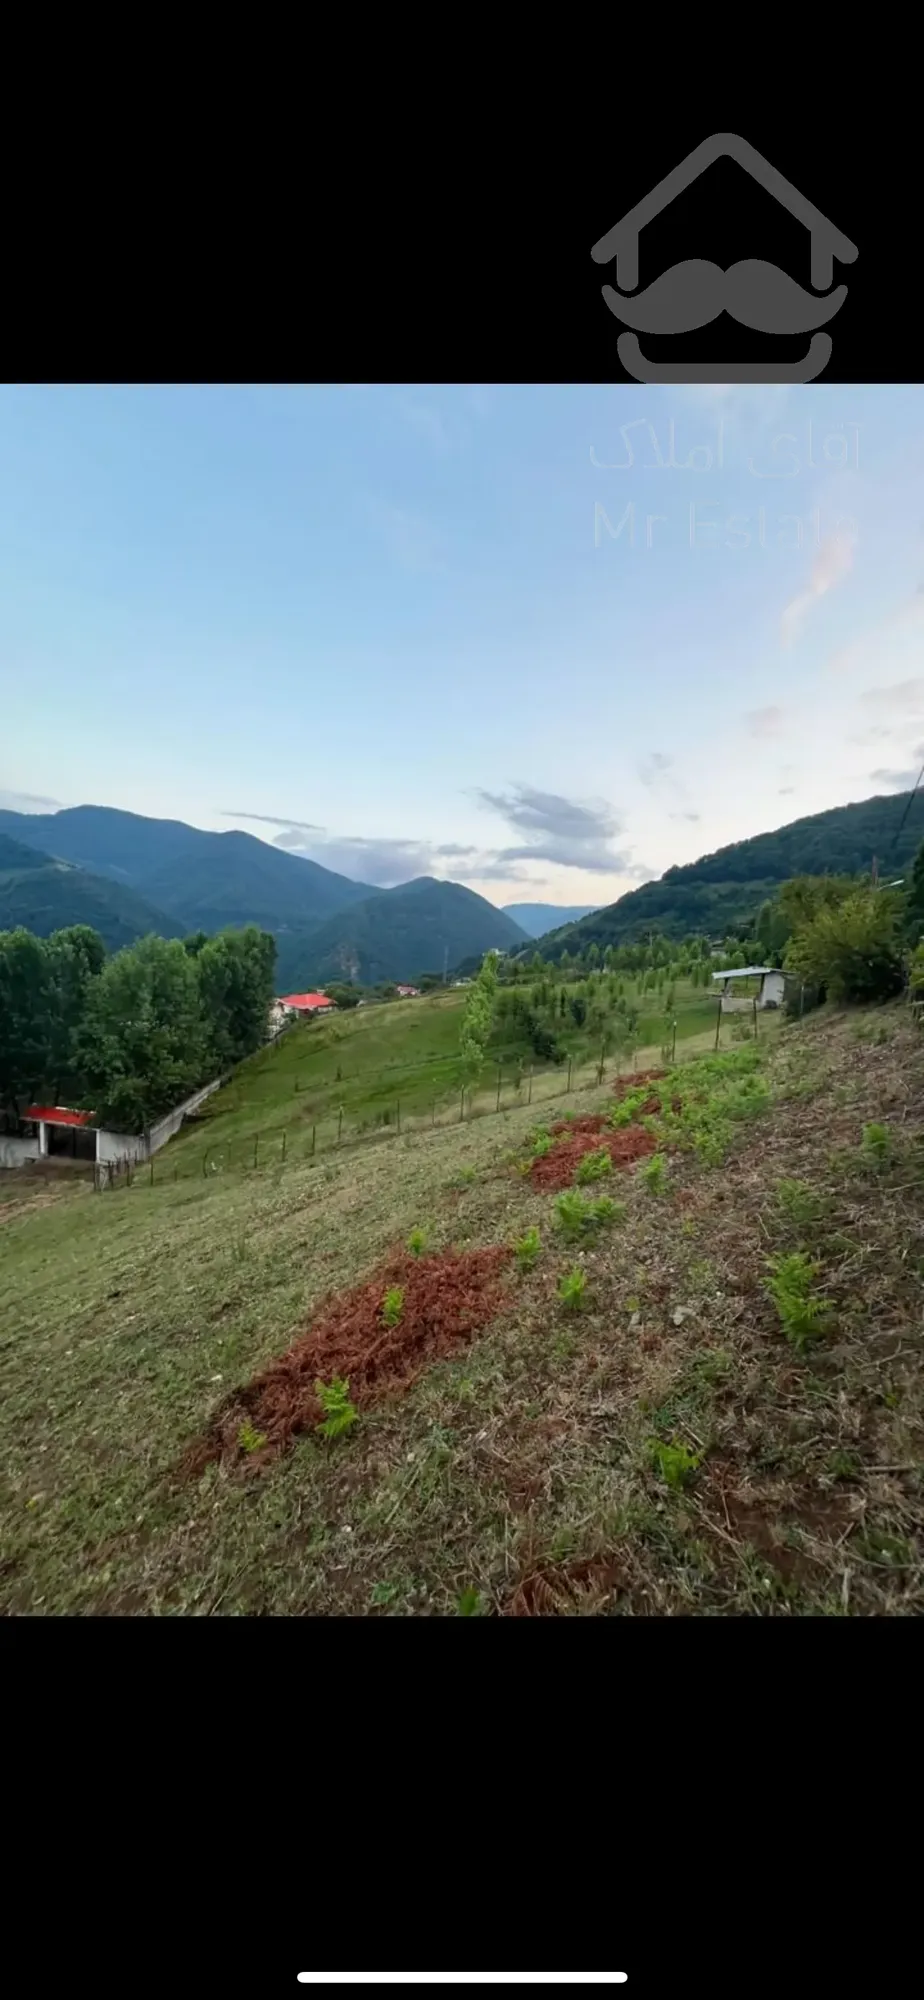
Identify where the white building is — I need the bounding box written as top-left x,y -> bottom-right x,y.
712,966 -> 785,1013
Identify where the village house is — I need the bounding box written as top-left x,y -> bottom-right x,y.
0,1080 -> 223,1173
277,991 -> 336,1017
395,984 -> 421,999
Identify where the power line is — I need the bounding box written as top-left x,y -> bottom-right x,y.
886,766 -> 924,869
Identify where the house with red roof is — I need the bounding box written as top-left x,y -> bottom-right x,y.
278,991 -> 336,1016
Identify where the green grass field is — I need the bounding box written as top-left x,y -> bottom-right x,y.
4,997 -> 923,1617
161,978 -> 723,1177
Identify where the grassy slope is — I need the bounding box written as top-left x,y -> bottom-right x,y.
3,1000 -> 923,1615
164,981 -> 719,1174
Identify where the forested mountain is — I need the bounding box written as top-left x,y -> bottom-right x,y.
503,902 -> 601,937
0,834 -> 183,952
0,805 -> 377,935
277,878 -> 529,990
531,790 -> 924,958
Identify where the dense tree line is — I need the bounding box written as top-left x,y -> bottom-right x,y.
0,923 -> 276,1133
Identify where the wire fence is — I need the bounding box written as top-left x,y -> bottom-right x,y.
93,1010 -> 750,1195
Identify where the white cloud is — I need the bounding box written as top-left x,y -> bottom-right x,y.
372,503 -> 446,574
744,705 -> 786,739
397,398 -> 450,452
781,528 -> 856,647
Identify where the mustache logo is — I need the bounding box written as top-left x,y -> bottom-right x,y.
603,259 -> 847,336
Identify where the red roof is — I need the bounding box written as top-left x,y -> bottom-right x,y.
278,992 -> 334,1010
25,1105 -> 94,1127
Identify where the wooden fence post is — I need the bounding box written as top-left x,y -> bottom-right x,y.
714,997 -> 722,1051
753,994 -> 759,1037
397,1100 -> 401,1133
253,1135 -> 259,1169
338,1108 -> 343,1144
672,1019 -> 677,1063
496,1065 -> 502,1112
460,1087 -> 465,1122
567,1057 -> 573,1092
527,1065 -> 533,1105
150,1159 -> 154,1186
597,1037 -> 606,1084
281,1132 -> 287,1163
799,981 -> 805,1020
311,1124 -> 317,1156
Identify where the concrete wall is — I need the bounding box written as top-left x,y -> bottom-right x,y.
96,1128 -> 149,1166
94,1077 -> 224,1166
0,1135 -> 41,1168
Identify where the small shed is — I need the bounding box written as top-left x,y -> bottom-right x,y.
712,966 -> 784,1013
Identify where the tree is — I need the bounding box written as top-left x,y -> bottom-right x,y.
45,925 -> 106,1101
904,838 -> 924,945
197,927 -> 277,1072
78,935 -> 211,1131
785,887 -> 905,1004
0,929 -> 58,1119
182,931 -> 210,957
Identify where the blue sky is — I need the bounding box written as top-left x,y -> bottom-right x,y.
2,381 -> 923,908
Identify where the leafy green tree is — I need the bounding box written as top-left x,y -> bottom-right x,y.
45,925 -> 106,1101
182,931 -> 210,957
78,935 -> 211,1131
904,838 -> 924,945
197,926 -> 276,1072
0,929 -> 57,1118
785,887 -> 905,1003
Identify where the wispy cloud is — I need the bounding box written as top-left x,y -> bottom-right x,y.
637,751 -> 699,822
0,788 -> 65,813
869,747 -> 924,793
781,529 -> 856,647
744,705 -> 785,739
223,810 -> 323,834
373,502 -> 446,574
475,783 -> 634,874
830,596 -> 924,676
859,679 -> 924,718
223,811 -> 478,888
397,397 -> 451,452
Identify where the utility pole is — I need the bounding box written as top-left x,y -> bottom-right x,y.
443,940 -> 449,984
871,853 -> 879,887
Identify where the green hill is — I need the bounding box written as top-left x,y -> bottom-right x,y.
0,805 -> 378,934
532,789 -> 924,957
0,839 -> 183,951
503,902 -> 601,937
277,877 -> 529,989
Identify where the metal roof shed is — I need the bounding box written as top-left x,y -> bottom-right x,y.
712,966 -> 785,1012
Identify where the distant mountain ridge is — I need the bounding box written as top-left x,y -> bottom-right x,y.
0,829 -> 185,951
0,805 -> 378,935
276,877 -> 529,989
503,901 -> 601,938
529,789 -> 924,958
